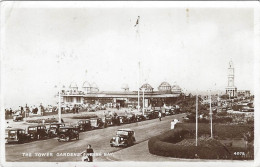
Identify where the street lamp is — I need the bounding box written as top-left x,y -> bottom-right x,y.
141,88 -> 145,115
54,84 -> 62,123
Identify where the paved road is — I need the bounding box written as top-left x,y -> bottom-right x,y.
5,113 -> 186,162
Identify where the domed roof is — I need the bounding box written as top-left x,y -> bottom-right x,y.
70,82 -> 78,88
82,81 -> 91,88
172,84 -> 182,93
159,82 -> 171,87
140,83 -> 153,90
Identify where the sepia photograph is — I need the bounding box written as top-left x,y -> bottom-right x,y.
0,1 -> 259,167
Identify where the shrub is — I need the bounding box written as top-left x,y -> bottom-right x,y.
26,118 -> 58,123
71,114 -> 98,119
148,128 -> 231,159
175,123 -> 254,139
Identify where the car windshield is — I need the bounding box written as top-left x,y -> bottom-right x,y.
116,131 -> 128,136
78,121 -> 84,124
28,127 -> 36,131
90,119 -> 97,123
10,130 -> 16,134
50,125 -> 58,128
60,128 -> 68,132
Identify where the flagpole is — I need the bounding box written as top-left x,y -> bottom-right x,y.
209,90 -> 213,138
196,92 -> 198,146
138,62 -> 140,111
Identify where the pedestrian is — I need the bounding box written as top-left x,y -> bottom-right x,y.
83,144 -> 94,162
158,111 -> 162,121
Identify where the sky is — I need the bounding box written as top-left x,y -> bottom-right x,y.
1,3 -> 255,108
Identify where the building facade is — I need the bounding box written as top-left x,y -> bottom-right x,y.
225,61 -> 237,97
60,82 -> 182,108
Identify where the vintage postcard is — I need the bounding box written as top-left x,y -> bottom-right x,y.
0,1 -> 259,167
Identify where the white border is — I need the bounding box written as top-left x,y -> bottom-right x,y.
0,1 -> 259,167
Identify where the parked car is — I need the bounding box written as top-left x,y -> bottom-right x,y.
135,114 -> 145,122
77,119 -> 91,132
90,118 -> 105,129
13,115 -> 23,122
165,109 -> 174,116
28,125 -> 48,140
48,123 -> 65,137
143,111 -> 155,120
110,129 -> 136,147
118,116 -> 128,124
126,114 -> 136,123
102,116 -> 114,127
7,128 -> 29,144
57,127 -> 79,142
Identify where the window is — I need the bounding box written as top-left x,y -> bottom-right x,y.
76,97 -> 81,103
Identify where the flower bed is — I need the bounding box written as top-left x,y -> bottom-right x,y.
71,114 -> 98,119
26,118 -> 58,123
175,123 -> 254,139
148,128 -> 231,159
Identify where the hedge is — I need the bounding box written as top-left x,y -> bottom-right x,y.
148,128 -> 231,159
175,123 -> 254,139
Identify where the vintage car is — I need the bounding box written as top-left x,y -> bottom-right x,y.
110,129 -> 136,147
125,114 -> 136,123
135,114 -> 145,122
7,128 -> 29,144
102,116 -> 114,127
28,125 -> 48,140
77,119 -> 91,132
48,123 -> 65,137
143,111 -> 156,120
90,118 -> 105,129
165,109 -> 174,116
57,127 -> 79,142
118,116 -> 128,124
13,114 -> 23,122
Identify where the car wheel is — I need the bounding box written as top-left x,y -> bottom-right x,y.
110,144 -> 113,147
58,139 -> 61,142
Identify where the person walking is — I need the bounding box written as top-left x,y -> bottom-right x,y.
158,111 -> 162,121
86,144 -> 94,162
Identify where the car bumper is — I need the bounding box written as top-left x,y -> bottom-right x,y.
111,142 -> 127,147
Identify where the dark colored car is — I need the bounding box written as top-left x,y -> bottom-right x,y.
102,116 -> 114,127
13,115 -> 23,122
126,114 -> 136,123
77,119 -> 91,132
110,129 -> 136,147
135,114 -> 145,122
58,127 -> 79,142
48,123 -> 65,137
165,109 -> 174,116
143,111 -> 155,120
118,116 -> 127,124
27,125 -> 48,140
7,128 -> 29,144
90,118 -> 105,129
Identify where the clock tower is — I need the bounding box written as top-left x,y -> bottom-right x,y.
225,60 -> 237,97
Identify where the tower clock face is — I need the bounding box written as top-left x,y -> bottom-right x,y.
229,78 -> 233,86
228,68 -> 234,75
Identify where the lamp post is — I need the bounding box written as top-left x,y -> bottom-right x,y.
195,92 -> 198,146
209,90 -> 213,138
55,84 -> 62,123
142,88 -> 145,115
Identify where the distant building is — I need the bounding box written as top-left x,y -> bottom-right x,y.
225,60 -> 237,97
60,81 -> 183,108
158,82 -> 171,93
237,90 -> 251,97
